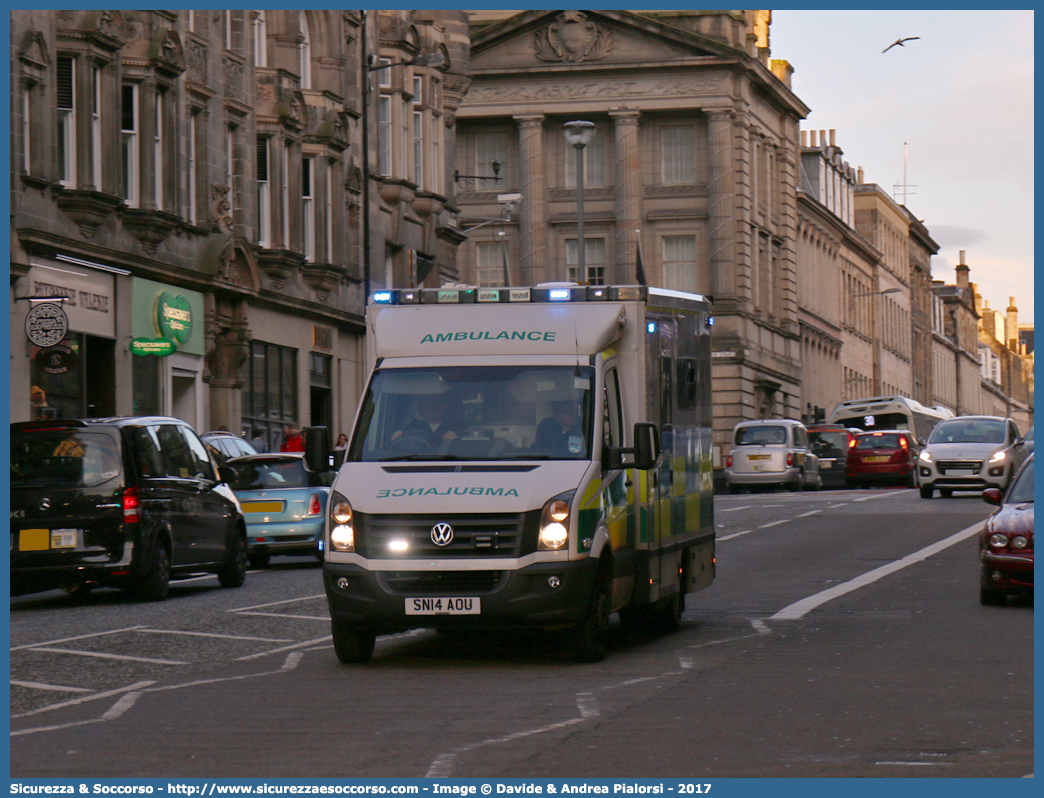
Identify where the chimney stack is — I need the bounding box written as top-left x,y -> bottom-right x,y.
1007,297 -> 1018,351
801,130 -> 807,148
857,166 -> 864,184
829,129 -> 836,147
955,250 -> 970,291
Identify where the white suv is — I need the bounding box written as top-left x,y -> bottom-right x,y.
724,419 -> 821,493
917,415 -> 1029,498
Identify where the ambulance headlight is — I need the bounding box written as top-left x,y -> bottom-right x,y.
329,492 -> 355,552
539,491 -> 575,550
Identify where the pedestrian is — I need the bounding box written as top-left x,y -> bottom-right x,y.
334,433 -> 349,451
281,423 -> 305,452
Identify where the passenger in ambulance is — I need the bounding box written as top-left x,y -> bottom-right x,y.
532,400 -> 585,456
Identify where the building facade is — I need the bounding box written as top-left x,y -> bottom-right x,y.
10,10 -> 470,448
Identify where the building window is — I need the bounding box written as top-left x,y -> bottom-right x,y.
476,241 -> 505,287
57,56 -> 76,186
565,127 -> 604,188
22,86 -> 31,174
413,111 -> 424,188
120,83 -> 139,206
302,156 -> 315,260
244,341 -> 298,453
253,10 -> 267,68
224,11 -> 233,50
412,76 -> 423,104
474,131 -> 506,189
662,235 -> 698,293
325,163 -> 334,262
90,66 -> 102,189
377,58 -> 391,88
662,126 -> 695,184
566,238 -> 606,285
431,115 -> 440,191
281,139 -> 291,245
153,88 -> 165,209
378,96 -> 392,175
256,136 -> 270,246
226,124 -> 237,220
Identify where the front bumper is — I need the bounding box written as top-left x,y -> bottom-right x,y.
980,552 -> 1034,591
918,462 -> 1009,491
726,467 -> 800,487
323,556 -> 599,634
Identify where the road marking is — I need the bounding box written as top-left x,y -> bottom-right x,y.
28,647 -> 188,665
236,635 -> 333,661
758,520 -> 789,528
718,530 -> 752,541
10,681 -> 155,720
232,611 -> 330,621
102,691 -> 141,720
875,761 -> 956,767
826,503 -> 848,509
771,520 -> 987,620
796,510 -> 822,518
11,680 -> 92,693
134,629 -> 294,643
11,626 -> 147,652
718,505 -> 753,512
228,594 -> 326,612
576,693 -> 600,718
853,489 -> 909,502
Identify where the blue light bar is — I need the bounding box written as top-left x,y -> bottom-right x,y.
647,322 -> 657,333
549,289 -> 570,301
372,291 -> 393,304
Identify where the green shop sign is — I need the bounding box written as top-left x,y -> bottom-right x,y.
157,292 -> 193,344
131,337 -> 177,357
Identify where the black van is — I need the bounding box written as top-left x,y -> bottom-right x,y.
10,417 -> 248,600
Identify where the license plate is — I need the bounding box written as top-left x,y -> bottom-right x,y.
19,529 -> 50,551
748,454 -> 771,461
405,597 -> 481,615
821,461 -> 833,469
866,456 -> 889,463
947,469 -> 973,476
242,501 -> 283,514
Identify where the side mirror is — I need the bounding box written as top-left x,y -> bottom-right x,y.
632,422 -> 660,471
305,426 -> 331,474
918,438 -> 927,448
218,465 -> 237,485
982,488 -> 1003,506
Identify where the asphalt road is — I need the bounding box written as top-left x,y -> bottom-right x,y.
9,487 -> 1033,779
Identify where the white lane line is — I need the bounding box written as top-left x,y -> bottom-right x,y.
11,680 -> 92,693
11,681 -> 156,719
134,629 -> 294,643
232,611 -> 330,621
826,503 -> 848,509
853,489 -> 908,502
677,653 -> 694,669
28,647 -> 187,665
11,626 -> 147,652
281,652 -> 304,671
796,510 -> 822,518
758,520 -> 789,528
771,520 -> 986,620
102,691 -> 141,720
875,762 -> 956,767
576,693 -> 600,719
236,635 -> 333,661
718,530 -> 752,541
718,505 -> 753,512
229,594 -> 326,612
426,716 -> 588,777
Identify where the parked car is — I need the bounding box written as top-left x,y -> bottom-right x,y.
227,453 -> 334,567
917,415 -> 1029,498
807,424 -> 855,489
201,430 -> 257,467
724,419 -> 821,493
979,454 -> 1034,605
1023,424 -> 1034,455
847,430 -> 919,488
10,417 -> 248,600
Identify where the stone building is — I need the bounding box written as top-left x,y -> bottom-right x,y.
455,9 -> 809,467
976,290 -> 1033,430
10,10 -> 470,448
930,252 -> 984,416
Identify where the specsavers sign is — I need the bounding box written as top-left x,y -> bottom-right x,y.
130,278 -> 205,357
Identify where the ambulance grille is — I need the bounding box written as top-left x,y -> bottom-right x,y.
381,571 -> 503,594
355,511 -> 540,558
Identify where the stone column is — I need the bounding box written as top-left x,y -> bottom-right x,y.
706,109 -> 734,299
514,114 -> 545,286
610,108 -> 641,285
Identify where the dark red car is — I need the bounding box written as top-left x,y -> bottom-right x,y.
979,454 -> 1034,605
847,430 -> 918,487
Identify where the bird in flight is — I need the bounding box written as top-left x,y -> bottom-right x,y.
883,36 -> 920,53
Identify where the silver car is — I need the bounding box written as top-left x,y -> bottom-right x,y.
724,419 -> 821,493
917,415 -> 1029,498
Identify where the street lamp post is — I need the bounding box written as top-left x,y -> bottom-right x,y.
360,12 -> 444,301
563,121 -> 595,284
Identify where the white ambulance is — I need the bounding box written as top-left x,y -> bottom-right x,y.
306,283 -> 715,663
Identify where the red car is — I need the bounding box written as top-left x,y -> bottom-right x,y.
847,430 -> 918,487
979,454 -> 1034,605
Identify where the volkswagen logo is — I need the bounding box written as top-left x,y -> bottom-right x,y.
39,498 -> 51,511
430,522 -> 454,547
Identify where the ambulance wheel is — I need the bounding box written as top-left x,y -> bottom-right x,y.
332,621 -> 376,664
572,581 -> 611,663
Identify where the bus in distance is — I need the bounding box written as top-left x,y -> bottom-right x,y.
828,395 -> 953,443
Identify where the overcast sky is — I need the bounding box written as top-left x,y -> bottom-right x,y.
768,8 -> 1035,325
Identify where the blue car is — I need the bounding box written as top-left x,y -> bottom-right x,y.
227,453 -> 334,568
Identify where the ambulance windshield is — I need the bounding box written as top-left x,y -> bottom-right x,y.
349,365 -> 595,462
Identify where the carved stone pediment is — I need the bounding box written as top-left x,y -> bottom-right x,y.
150,28 -> 185,78
533,11 -> 614,63
18,29 -> 49,74
278,89 -> 308,131
54,189 -> 124,238
302,261 -> 347,294
121,208 -> 180,253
